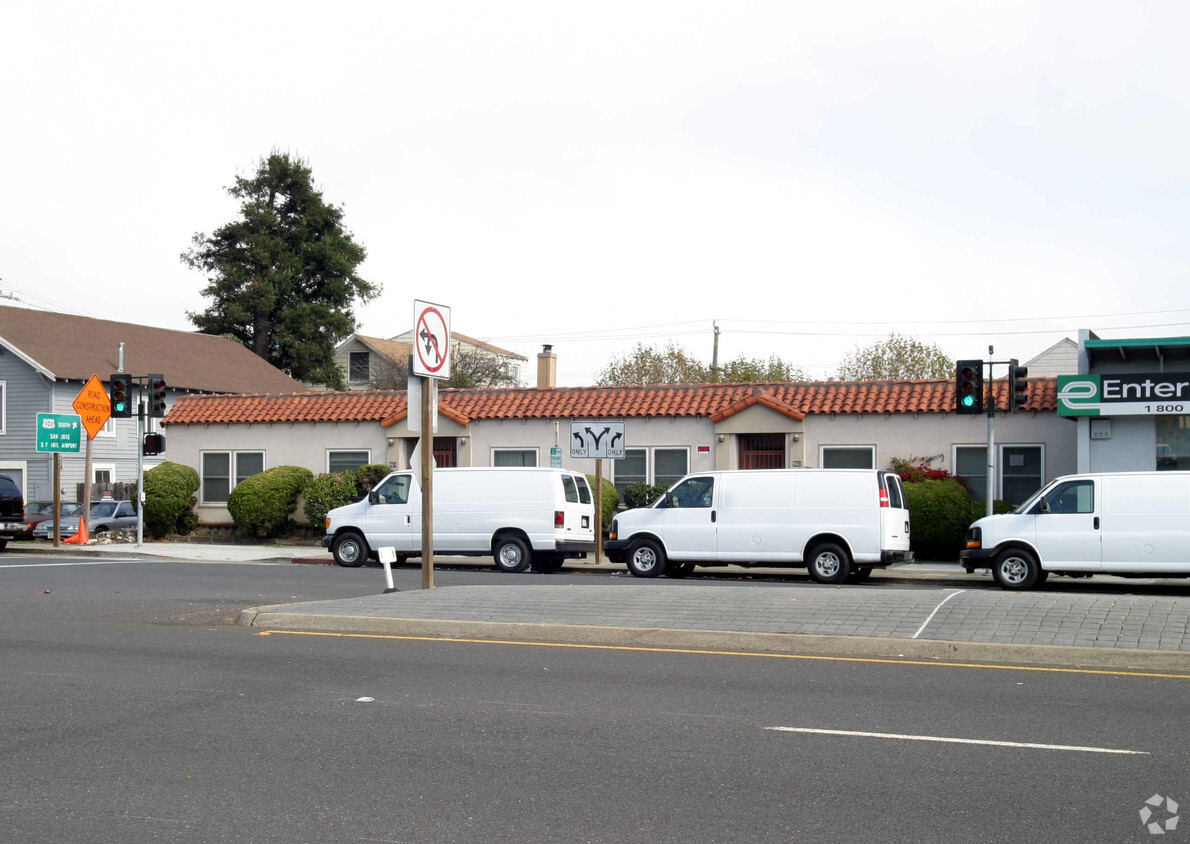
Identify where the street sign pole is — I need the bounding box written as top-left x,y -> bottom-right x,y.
413,300 -> 450,590
421,377 -> 435,590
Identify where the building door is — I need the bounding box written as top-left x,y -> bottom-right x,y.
433,438 -> 457,468
739,434 -> 784,469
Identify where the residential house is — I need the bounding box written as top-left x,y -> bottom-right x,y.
0,305 -> 304,500
332,330 -> 529,391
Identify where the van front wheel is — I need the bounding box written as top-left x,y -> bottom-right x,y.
332,531 -> 368,567
626,539 -> 666,578
494,535 -> 532,573
993,548 -> 1041,590
807,543 -> 850,584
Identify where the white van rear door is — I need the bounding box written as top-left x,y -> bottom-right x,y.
878,472 -> 911,552
561,473 -> 595,540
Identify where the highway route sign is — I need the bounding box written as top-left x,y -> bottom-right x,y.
412,300 -> 451,379
36,413 -> 82,453
570,421 -> 626,459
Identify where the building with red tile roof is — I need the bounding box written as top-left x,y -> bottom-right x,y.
163,375 -> 1072,526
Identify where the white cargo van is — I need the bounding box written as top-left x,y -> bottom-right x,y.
961,471 -> 1190,590
604,469 -> 913,583
322,467 -> 597,572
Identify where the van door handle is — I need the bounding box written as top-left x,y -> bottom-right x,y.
711,510 -> 716,523
1093,516 -> 1099,530
405,515 -> 411,525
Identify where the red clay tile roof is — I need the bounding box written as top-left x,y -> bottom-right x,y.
0,305 -> 305,394
163,378 -> 1059,425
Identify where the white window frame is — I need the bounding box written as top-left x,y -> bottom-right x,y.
491,447 -> 538,467
819,445 -> 876,469
612,447 -> 690,496
201,450 -> 266,504
953,443 -> 1045,504
0,381 -> 6,435
327,449 -> 371,474
348,351 -> 370,384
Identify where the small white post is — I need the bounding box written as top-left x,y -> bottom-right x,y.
378,546 -> 399,593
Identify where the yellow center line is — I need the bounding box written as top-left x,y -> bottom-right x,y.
256,630 -> 1190,680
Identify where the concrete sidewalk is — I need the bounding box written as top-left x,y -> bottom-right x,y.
14,540 -> 1190,671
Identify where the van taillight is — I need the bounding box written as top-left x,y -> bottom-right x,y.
555,510 -> 565,528
879,489 -> 889,508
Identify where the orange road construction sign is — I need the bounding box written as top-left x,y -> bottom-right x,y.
72,375 -> 112,440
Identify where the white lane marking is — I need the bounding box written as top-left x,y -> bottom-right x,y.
766,726 -> 1147,755
912,589 -> 965,639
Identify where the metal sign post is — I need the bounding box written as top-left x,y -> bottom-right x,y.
412,300 -> 451,590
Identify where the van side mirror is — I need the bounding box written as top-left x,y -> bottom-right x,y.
1038,498 -> 1050,514
662,492 -> 673,508
368,491 -> 380,505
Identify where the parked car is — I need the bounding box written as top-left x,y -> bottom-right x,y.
0,473 -> 24,551
18,501 -> 82,540
32,499 -> 137,539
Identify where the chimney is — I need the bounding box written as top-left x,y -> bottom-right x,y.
537,344 -> 556,389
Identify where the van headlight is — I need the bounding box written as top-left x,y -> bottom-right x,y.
965,526 -> 982,550
609,519 -> 618,540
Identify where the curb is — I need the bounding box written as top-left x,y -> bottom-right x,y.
235,609 -> 1190,674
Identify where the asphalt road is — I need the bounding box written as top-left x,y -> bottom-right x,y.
3,555 -> 1189,843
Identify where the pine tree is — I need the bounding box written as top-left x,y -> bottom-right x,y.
183,152 -> 379,388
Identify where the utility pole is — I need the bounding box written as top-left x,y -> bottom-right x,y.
710,322 -> 720,381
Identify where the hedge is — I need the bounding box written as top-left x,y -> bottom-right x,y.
141,461 -> 200,538
227,465 -> 314,537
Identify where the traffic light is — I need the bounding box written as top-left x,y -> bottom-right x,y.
148,374 -> 167,418
109,373 -> 133,419
1007,359 -> 1029,412
955,360 -> 984,415
143,432 -> 165,456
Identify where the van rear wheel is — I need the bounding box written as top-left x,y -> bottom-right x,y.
493,535 -> 532,573
807,542 -> 850,584
992,548 -> 1041,590
626,539 -> 666,578
332,531 -> 368,567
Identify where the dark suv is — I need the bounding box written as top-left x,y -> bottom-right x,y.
0,473 -> 24,551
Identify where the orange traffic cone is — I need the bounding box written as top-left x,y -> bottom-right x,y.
62,518 -> 90,545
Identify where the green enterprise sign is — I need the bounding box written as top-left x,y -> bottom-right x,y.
1057,373 -> 1190,417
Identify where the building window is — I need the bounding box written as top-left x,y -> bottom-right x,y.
349,351 -> 370,384
202,451 -> 265,504
493,448 -> 537,467
1156,416 -> 1190,471
328,450 -> 370,474
955,444 -> 1043,506
821,446 -> 875,469
613,448 -> 689,498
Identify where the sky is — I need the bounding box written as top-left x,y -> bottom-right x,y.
3,1 -> 1189,387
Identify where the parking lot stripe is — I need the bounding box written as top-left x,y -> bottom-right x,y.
766,727 -> 1148,755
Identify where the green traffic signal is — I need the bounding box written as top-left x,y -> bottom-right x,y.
961,394 -> 975,408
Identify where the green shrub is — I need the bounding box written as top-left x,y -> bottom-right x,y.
142,461 -> 200,538
623,481 -> 668,509
355,464 -> 393,495
302,471 -> 360,527
227,465 -> 314,537
587,474 -> 620,531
